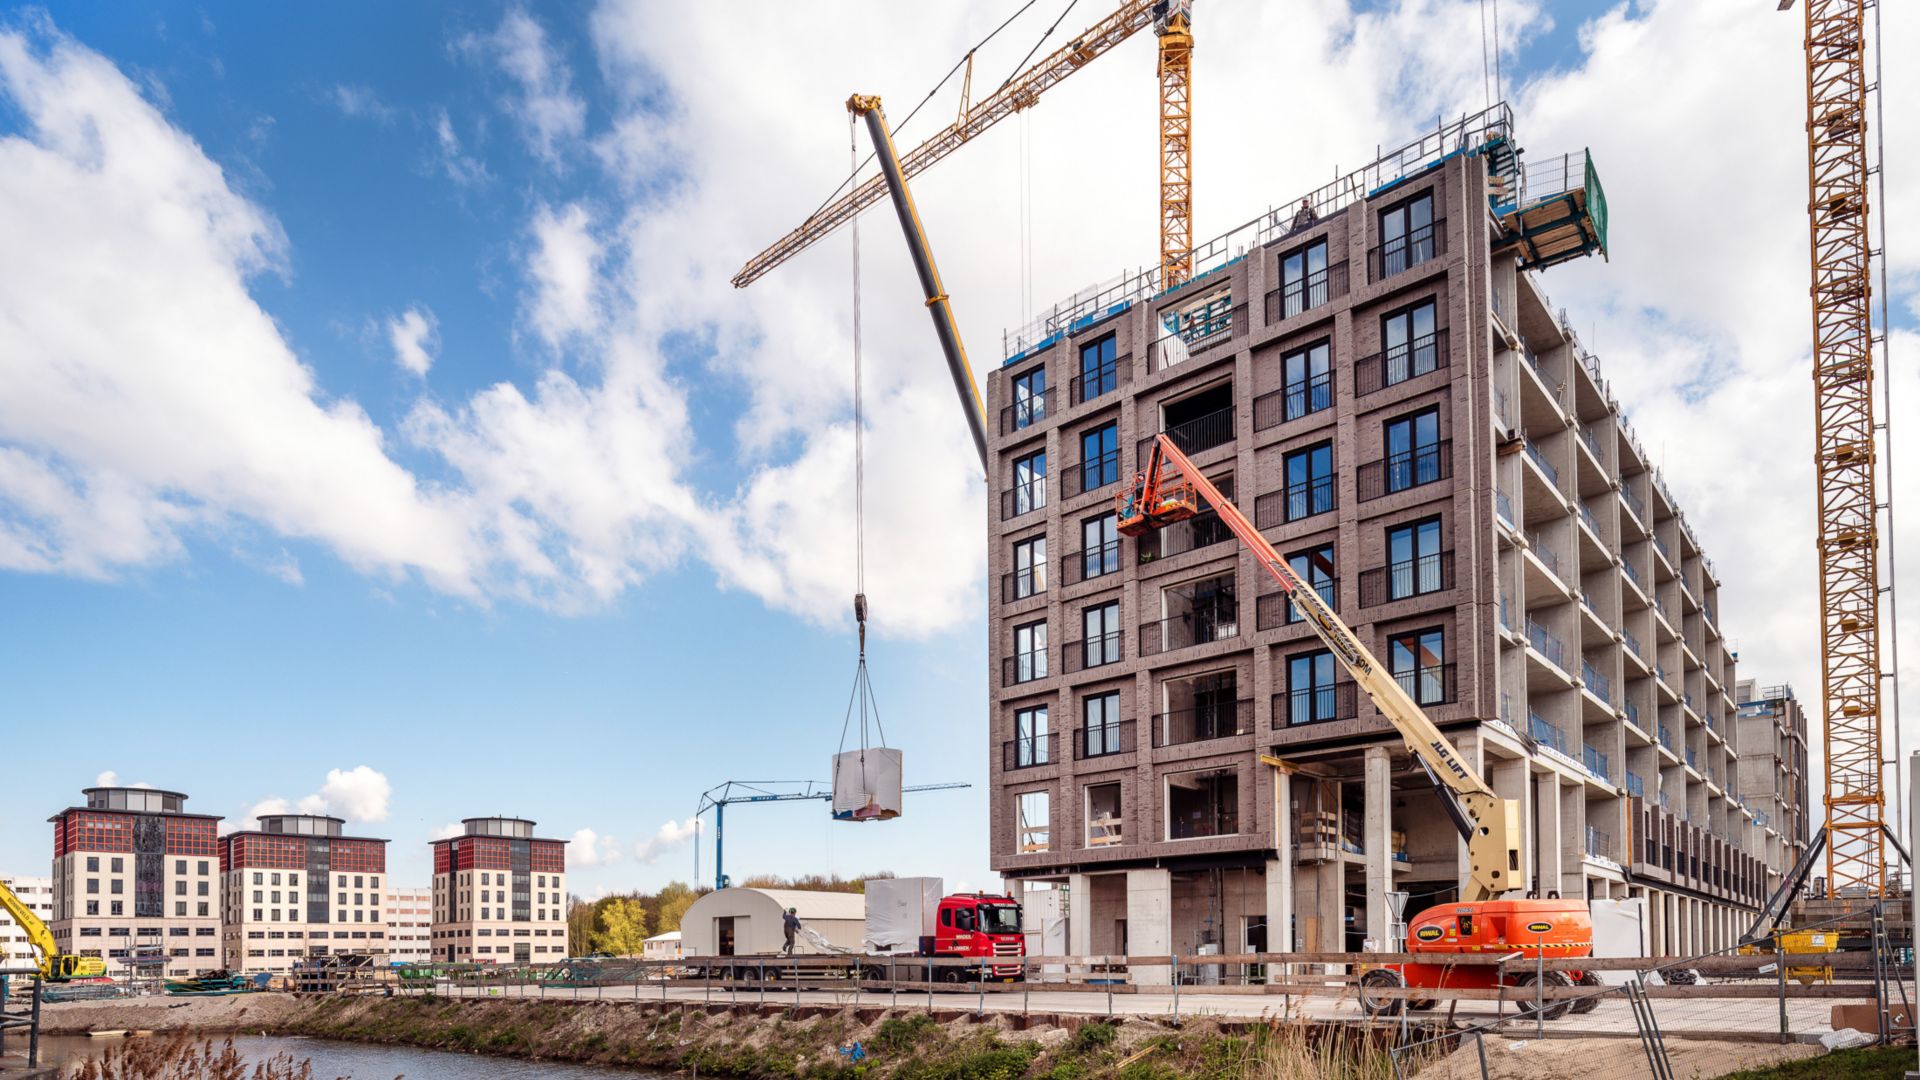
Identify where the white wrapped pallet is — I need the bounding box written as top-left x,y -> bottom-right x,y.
864,876 -> 942,953
832,748 -> 903,821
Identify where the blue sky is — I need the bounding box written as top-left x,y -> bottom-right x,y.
1,0 -> 1916,896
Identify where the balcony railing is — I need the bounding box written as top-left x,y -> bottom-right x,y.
1070,355 -> 1130,405
1623,627 -> 1643,659
1140,406 -> 1235,462
1002,648 -> 1048,686
1529,711 -> 1570,756
1659,723 -> 1675,751
1582,743 -> 1611,782
1621,483 -> 1647,522
1622,556 -> 1644,591
1001,392 -> 1048,435
1256,578 -> 1337,630
1138,506 -> 1233,562
1061,540 -> 1123,585
1255,475 -> 1336,527
1139,600 -> 1240,655
1526,617 -> 1567,670
1579,425 -> 1605,463
1370,218 -> 1447,280
1685,747 -> 1697,770
1253,372 -> 1333,431
1152,699 -> 1255,747
1392,663 -> 1457,706
1359,550 -> 1454,607
1625,772 -> 1645,798
1356,329 -> 1450,396
1276,683 -> 1359,726
1625,701 -> 1641,729
1653,533 -> 1674,566
1062,451 -> 1122,498
1001,566 -> 1046,603
1585,825 -> 1613,860
1061,631 -> 1125,674
1578,500 -> 1603,537
1523,439 -> 1560,487
1003,733 -> 1057,771
1076,720 -> 1136,759
1495,489 -> 1515,525
1000,477 -> 1047,520
1499,594 -> 1514,632
1526,528 -> 1562,578
1581,658 -> 1612,704
1357,440 -> 1452,501
1265,261 -> 1350,323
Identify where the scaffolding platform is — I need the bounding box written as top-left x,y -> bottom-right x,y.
1494,148 -> 1608,270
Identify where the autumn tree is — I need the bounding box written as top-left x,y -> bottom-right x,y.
654,881 -> 697,934
597,897 -> 652,956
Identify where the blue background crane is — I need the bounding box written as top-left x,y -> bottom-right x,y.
694,779 -> 971,890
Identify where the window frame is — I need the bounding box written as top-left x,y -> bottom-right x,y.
1377,191 -> 1437,277
1011,533 -> 1048,599
1380,299 -> 1441,387
1282,441 -> 1336,521
1012,449 -> 1048,515
1388,625 -> 1448,706
1078,334 -> 1118,401
1281,339 -> 1333,422
1385,516 -> 1444,601
1383,408 -> 1442,494
1010,363 -> 1047,430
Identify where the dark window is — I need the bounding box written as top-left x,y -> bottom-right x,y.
1381,301 -> 1440,387
1080,513 -> 1120,581
1279,239 -> 1330,318
1078,334 -> 1118,402
1284,442 -> 1335,521
1378,192 -> 1436,277
1390,628 -> 1447,705
1167,768 -> 1238,839
1011,365 -> 1047,429
1283,341 -> 1332,422
1014,705 -> 1050,767
1012,450 -> 1047,515
1287,545 -> 1337,623
1082,601 -> 1123,668
1384,409 -> 1442,494
1011,535 -> 1047,599
1012,620 -> 1048,683
86,857 -> 98,873
1286,651 -> 1340,724
1386,518 -> 1444,600
1083,692 -> 1123,757
1081,422 -> 1120,491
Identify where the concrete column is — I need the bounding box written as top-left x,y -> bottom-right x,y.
1560,781 -> 1586,900
1647,888 -> 1665,956
1491,756 -> 1532,895
1067,874 -> 1093,958
1125,868 -> 1173,986
1266,767 -> 1293,977
1364,746 -> 1392,947
1534,772 -> 1562,896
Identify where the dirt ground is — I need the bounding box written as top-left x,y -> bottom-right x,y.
36,992 -> 306,1035
1416,1035 -> 1824,1080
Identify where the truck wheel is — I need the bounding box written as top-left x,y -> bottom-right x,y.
1358,969 -> 1406,1018
1568,970 -> 1604,1014
1514,971 -> 1573,1020
938,966 -> 964,985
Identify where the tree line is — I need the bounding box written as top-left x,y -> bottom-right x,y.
565,872 -> 892,957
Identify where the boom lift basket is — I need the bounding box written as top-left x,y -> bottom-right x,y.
1116,456 -> 1201,537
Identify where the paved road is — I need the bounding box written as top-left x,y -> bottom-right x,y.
438,980 -> 1842,1040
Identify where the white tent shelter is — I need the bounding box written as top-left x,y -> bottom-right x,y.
679,888 -> 866,957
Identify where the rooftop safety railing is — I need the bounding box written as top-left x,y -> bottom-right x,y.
1000,103 -> 1517,360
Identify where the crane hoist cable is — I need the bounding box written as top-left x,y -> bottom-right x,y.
837,111 -> 888,768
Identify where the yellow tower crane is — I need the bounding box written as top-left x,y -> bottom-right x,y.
732,0 -> 1197,292
1786,0 -> 1888,899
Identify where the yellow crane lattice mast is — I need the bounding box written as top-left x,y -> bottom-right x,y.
1797,0 -> 1886,897
733,0 -> 1195,291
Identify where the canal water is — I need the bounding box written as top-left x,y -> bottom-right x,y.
34,1033 -> 669,1078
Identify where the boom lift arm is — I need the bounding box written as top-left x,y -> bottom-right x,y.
0,877 -> 104,981
1122,436 -> 1523,902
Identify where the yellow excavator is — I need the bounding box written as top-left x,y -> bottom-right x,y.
1,878 -> 105,981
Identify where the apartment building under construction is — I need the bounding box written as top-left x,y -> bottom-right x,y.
983,106 -> 1787,979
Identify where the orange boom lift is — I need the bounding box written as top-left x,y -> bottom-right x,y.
1122,435 -> 1599,1016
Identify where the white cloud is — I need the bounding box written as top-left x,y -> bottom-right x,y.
522,203 -> 601,348
91,770 -> 155,789
222,796 -> 290,835
329,83 -> 394,124
236,766 -> 393,833
569,827 -> 622,867
432,107 -> 488,187
633,817 -> 699,864
432,821 -> 464,840
460,9 -> 585,166
387,305 -> 439,378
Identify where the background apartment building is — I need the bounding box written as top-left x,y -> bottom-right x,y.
1734,680 -> 1813,874
984,106 -> 1779,977
430,817 -> 567,964
48,786 -> 223,977
219,814 -> 388,975
386,885 -> 432,966
0,874 -> 53,971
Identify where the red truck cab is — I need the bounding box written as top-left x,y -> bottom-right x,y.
930,893 -> 1025,980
